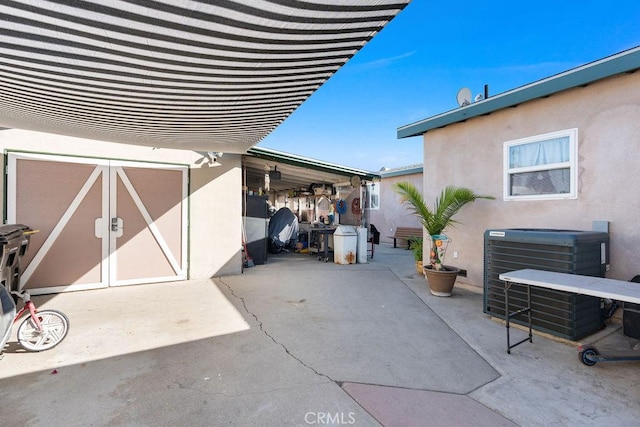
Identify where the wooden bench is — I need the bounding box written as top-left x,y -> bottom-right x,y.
389,227 -> 422,248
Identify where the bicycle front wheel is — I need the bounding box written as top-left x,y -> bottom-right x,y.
17,309 -> 69,352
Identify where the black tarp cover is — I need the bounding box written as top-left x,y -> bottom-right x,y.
268,208 -> 299,253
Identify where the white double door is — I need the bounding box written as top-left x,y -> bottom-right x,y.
7,153 -> 188,294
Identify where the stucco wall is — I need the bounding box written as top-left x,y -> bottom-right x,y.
422,71 -> 640,287
368,171 -> 423,245
0,129 -> 243,283
189,160 -> 242,278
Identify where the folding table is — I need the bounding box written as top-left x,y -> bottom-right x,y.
499,269 -> 640,364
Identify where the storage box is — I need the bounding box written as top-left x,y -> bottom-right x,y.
313,186 -> 332,196
623,302 -> 640,338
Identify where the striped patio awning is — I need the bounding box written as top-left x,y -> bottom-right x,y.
0,1 -> 410,153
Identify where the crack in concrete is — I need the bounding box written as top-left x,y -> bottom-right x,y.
218,279 -> 335,383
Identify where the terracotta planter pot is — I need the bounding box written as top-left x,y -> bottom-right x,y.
416,260 -> 424,275
423,265 -> 460,297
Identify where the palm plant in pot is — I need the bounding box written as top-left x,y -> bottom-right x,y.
394,182 -> 494,296
408,237 -> 424,275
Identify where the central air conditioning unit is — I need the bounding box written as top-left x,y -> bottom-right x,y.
484,228 -> 609,340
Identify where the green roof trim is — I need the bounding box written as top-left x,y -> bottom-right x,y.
398,46 -> 640,139
379,164 -> 423,178
248,146 -> 380,180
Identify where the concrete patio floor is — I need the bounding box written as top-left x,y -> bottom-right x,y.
0,244 -> 639,426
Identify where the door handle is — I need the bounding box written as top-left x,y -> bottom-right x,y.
111,217 -> 123,237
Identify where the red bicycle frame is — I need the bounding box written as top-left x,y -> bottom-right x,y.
13,293 -> 43,331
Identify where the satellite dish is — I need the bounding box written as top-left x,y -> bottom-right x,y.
350,176 -> 361,187
456,87 -> 472,107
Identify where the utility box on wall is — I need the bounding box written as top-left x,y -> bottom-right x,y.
484,228 -> 609,340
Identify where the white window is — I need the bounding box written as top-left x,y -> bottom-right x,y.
365,182 -> 380,210
504,129 -> 578,200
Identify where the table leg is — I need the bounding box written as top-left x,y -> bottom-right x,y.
323,232 -> 329,262
505,281 -> 533,354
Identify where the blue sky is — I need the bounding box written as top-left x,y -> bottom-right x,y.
258,0 -> 640,172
